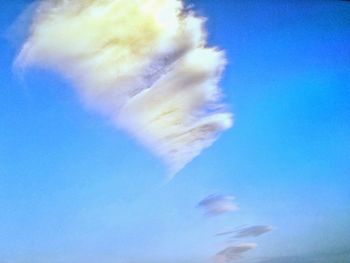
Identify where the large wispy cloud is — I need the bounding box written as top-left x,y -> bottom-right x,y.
15,0 -> 232,177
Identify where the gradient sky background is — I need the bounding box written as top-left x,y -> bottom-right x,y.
1,0 -> 350,262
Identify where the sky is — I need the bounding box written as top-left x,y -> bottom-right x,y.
1,0 -> 350,263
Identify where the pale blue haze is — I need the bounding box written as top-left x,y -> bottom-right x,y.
0,0 -> 349,262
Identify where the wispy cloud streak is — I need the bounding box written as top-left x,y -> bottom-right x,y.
216,225 -> 273,238
16,0 -> 232,177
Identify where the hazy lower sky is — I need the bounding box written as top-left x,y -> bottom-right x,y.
1,1 -> 350,262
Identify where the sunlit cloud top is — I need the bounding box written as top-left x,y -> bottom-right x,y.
16,0 -> 232,177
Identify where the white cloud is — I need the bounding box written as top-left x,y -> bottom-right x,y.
15,0 -> 232,177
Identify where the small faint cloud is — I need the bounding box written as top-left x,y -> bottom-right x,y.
235,225 -> 273,238
197,194 -> 239,216
213,243 -> 257,263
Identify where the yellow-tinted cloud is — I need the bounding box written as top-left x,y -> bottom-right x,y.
16,0 -> 232,176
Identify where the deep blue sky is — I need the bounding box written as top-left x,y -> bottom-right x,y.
1,1 -> 350,262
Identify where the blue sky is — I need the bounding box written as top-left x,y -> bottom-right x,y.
1,0 -> 350,262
